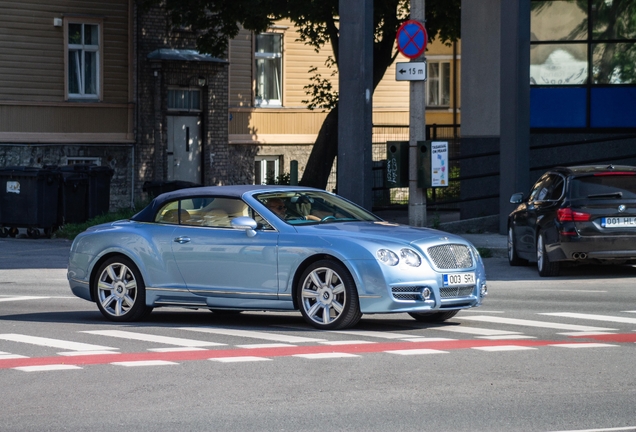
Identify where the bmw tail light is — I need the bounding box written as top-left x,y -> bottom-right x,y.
557,208 -> 591,222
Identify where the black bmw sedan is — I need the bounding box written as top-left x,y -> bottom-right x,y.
507,165 -> 636,276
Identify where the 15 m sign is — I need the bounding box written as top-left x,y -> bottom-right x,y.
395,61 -> 427,81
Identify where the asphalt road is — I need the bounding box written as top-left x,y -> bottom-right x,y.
1,237 -> 636,432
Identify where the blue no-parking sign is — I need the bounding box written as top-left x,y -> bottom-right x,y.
396,20 -> 428,59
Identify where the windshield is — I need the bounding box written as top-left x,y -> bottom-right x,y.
569,174 -> 636,200
254,191 -> 381,225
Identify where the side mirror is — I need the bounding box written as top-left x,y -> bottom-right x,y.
231,216 -> 258,238
510,192 -> 524,204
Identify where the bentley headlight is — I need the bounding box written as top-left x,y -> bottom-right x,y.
400,248 -> 422,267
377,249 -> 399,266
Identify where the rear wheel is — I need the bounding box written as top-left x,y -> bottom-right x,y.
508,226 -> 528,266
297,260 -> 362,330
409,310 -> 459,323
537,232 -> 559,277
93,256 -> 152,321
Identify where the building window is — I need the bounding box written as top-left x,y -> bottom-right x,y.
66,20 -> 101,100
168,88 -> 201,112
254,156 -> 280,185
530,0 -> 636,128
427,61 -> 451,106
255,33 -> 282,107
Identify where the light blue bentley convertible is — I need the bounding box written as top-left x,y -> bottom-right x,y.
68,185 -> 487,330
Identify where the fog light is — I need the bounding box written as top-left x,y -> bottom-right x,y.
480,283 -> 488,297
421,287 -> 431,300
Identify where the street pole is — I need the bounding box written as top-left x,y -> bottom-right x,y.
409,0 -> 427,227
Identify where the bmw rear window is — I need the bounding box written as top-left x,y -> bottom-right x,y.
570,174 -> 636,199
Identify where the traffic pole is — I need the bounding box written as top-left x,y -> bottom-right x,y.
409,0 -> 427,227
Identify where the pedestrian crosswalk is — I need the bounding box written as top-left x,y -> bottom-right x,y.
2,310 -> 636,372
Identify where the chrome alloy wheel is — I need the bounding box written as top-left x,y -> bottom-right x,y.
300,266 -> 346,326
97,261 -> 139,318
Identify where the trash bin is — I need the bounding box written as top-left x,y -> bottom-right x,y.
61,164 -> 114,219
59,171 -> 89,224
0,166 -> 61,238
142,180 -> 201,198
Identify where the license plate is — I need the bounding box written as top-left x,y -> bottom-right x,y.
443,272 -> 475,287
601,217 -> 636,228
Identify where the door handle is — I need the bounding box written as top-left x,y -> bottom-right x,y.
185,127 -> 190,152
174,236 -> 191,244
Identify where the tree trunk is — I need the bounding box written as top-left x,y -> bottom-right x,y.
299,106 -> 339,189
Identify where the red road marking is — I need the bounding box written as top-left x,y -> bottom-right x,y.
1,336 -> 629,370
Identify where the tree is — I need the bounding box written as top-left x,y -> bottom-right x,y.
148,0 -> 461,188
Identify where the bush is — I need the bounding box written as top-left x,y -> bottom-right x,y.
53,206 -> 142,240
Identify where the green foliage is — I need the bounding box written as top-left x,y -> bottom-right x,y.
427,166 -> 460,201
265,172 -> 291,185
477,247 -> 493,259
53,206 -> 144,240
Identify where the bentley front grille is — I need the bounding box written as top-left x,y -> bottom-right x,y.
427,244 -> 473,270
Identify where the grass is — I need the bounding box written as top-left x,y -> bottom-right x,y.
53,207 -> 140,240
476,247 -> 493,258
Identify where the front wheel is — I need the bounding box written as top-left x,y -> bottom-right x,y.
537,232 -> 559,277
409,310 -> 459,323
93,256 -> 152,322
297,260 -> 362,330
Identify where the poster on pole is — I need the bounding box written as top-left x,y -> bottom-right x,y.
430,141 -> 448,187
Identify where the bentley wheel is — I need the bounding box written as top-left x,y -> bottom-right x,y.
537,232 -> 559,277
94,256 -> 152,322
508,226 -> 527,266
297,260 -> 362,330
408,310 -> 459,323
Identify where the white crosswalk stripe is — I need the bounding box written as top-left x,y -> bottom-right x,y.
178,326 -> 326,343
540,312 -> 636,325
457,315 -> 616,332
0,333 -> 116,352
82,330 -> 225,347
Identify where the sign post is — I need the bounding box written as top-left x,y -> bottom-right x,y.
396,6 -> 428,227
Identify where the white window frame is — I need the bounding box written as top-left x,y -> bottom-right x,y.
254,33 -> 283,107
64,18 -> 103,101
254,156 -> 281,185
427,60 -> 451,107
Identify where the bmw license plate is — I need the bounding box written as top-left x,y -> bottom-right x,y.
443,272 -> 475,287
601,217 -> 636,228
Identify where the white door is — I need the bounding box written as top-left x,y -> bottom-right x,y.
167,116 -> 202,183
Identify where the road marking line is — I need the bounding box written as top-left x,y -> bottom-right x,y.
14,364 -> 82,372
550,343 -> 618,349
547,426 -> 636,432
319,340 -> 376,346
385,349 -> 448,355
431,325 -> 522,336
0,334 -> 116,352
292,353 -> 360,359
58,350 -> 121,356
459,316 -> 616,332
210,357 -> 272,363
111,360 -> 179,367
472,345 -> 537,352
0,354 -> 29,360
179,327 -> 326,343
148,347 -> 209,353
559,331 -> 617,336
541,312 -> 636,325
334,330 -> 419,339
477,335 -> 537,340
0,296 -> 49,302
402,337 -> 456,342
237,343 -> 296,349
83,330 -> 225,347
